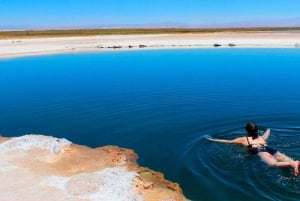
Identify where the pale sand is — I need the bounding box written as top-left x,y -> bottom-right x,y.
1,32 -> 300,59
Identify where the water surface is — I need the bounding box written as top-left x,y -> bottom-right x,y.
1,49 -> 300,200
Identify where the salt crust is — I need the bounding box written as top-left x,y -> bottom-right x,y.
0,134 -> 71,154
0,135 -> 143,201
1,32 -> 300,59
42,167 -> 143,201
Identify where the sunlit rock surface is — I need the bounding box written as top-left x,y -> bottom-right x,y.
0,135 -> 188,201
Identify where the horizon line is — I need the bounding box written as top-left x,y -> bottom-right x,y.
1,26 -> 300,32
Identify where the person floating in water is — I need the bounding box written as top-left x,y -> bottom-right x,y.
207,122 -> 300,176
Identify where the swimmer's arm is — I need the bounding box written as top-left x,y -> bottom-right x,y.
262,128 -> 271,141
206,137 -> 244,145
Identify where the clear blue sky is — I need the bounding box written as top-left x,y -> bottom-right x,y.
1,0 -> 300,29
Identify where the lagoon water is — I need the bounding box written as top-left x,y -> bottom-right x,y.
1,49 -> 300,200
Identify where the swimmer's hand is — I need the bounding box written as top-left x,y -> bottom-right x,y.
203,135 -> 214,141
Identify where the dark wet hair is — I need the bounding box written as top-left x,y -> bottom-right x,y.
245,122 -> 259,139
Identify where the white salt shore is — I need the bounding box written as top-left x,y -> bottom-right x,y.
0,135 -> 142,201
0,32 -> 300,59
0,135 -> 188,201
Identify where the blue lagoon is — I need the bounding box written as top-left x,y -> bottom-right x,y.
1,49 -> 300,200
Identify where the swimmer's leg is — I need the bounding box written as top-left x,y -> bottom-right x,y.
274,152 -> 299,176
258,152 -> 299,176
274,152 -> 293,162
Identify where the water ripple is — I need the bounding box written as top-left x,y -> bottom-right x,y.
181,117 -> 300,201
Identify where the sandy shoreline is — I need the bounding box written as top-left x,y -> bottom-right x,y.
1,32 -> 300,59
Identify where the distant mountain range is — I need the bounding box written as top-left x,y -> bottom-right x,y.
1,18 -> 300,31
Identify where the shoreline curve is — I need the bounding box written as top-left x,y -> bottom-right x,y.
1,32 -> 300,59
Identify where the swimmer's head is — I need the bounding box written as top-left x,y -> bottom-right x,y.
245,122 -> 259,139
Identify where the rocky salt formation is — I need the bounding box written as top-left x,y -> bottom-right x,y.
0,135 -> 188,201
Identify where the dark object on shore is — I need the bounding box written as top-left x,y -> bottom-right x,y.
213,43 -> 222,47
11,40 -> 22,43
128,45 -> 133,48
295,43 -> 300,48
139,44 -> 147,48
108,45 -> 122,49
228,43 -> 236,47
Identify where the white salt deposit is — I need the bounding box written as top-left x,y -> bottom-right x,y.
84,167 -> 143,201
41,167 -> 143,201
41,176 -> 69,191
0,134 -> 71,153
0,135 -> 144,201
1,32 -> 300,59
